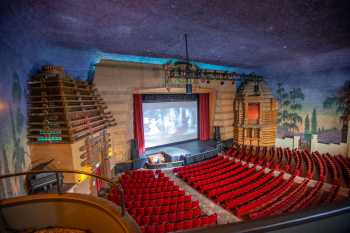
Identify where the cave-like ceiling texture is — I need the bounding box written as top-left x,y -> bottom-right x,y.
1,0 -> 349,75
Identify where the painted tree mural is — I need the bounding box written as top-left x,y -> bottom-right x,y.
304,114 -> 311,143
276,83 -> 289,126
0,72 -> 28,198
323,80 -> 350,142
11,73 -> 26,172
276,83 -> 305,133
311,108 -> 318,134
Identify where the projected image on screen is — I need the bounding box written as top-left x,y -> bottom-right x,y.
143,101 -> 198,148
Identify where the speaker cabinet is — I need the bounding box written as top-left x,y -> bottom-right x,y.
214,126 -> 221,142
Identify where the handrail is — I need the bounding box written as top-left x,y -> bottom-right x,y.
187,200 -> 350,233
0,169 -> 126,216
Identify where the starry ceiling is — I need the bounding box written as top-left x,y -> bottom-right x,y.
1,0 -> 350,74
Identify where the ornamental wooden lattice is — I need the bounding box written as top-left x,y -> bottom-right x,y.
27,65 -> 116,144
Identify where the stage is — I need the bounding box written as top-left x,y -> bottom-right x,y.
114,139 -> 226,173
143,140 -> 220,166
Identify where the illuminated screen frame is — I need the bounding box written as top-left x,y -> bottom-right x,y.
142,94 -> 199,149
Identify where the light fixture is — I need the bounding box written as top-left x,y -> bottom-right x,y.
184,34 -> 192,94
164,35 -> 263,86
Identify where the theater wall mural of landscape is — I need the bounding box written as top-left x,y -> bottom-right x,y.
268,68 -> 350,149
0,56 -> 30,199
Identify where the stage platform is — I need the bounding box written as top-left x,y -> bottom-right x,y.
114,140 -> 225,173
144,140 -> 220,166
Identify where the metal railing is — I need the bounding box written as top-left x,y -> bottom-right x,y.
0,169 -> 126,216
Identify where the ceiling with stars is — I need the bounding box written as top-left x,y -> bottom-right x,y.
1,0 -> 350,75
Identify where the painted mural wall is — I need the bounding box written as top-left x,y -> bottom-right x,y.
267,68 -> 350,155
0,45 -> 30,198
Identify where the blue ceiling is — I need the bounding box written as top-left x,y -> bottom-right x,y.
1,0 -> 349,77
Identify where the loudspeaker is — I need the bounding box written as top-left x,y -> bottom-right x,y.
130,139 -> 139,160
214,126 -> 221,142
130,139 -> 147,169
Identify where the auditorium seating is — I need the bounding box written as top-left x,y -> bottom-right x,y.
108,146 -> 348,228
174,147 -> 348,221
235,176 -> 295,217
109,169 -> 217,233
334,155 -> 350,187
226,146 -> 350,188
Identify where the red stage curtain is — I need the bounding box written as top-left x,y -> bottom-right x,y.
199,93 -> 210,141
133,94 -> 145,155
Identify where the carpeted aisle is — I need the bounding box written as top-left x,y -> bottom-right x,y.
164,170 -> 240,224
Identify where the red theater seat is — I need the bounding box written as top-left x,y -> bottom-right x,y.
113,170 -> 214,232
172,147 -> 345,222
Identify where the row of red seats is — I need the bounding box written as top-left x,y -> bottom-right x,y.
128,201 -> 200,215
226,146 -> 350,188
334,155 -> 350,186
134,208 -> 202,225
124,169 -> 156,178
178,156 -> 227,175
123,185 -> 178,194
178,163 -> 232,184
289,181 -> 323,212
175,156 -> 223,175
206,165 -> 256,197
188,160 -> 238,185
197,162 -> 245,191
272,180 -> 310,216
311,151 -> 326,181
294,150 -> 303,174
215,168 -> 266,202
122,180 -> 173,189
302,150 -> 314,178
323,153 -> 340,185
217,171 -> 275,204
206,165 -> 259,198
188,159 -> 236,182
122,170 -> 163,180
129,206 -> 201,218
224,172 -> 285,209
249,179 -> 309,220
225,148 -> 238,158
175,147 -> 345,221
140,214 -> 217,233
173,156 -> 222,173
126,190 -> 185,201
115,170 -> 217,233
121,171 -> 165,181
337,154 -> 350,167
121,176 -> 170,184
184,161 -> 248,192
235,176 -> 295,217
126,196 -> 193,208
323,184 -> 340,203
178,157 -> 228,179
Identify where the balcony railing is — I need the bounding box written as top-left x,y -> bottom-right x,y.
0,169 -> 126,216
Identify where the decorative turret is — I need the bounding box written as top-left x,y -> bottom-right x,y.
233,77 -> 278,147
27,66 -> 116,185
27,65 -> 116,143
